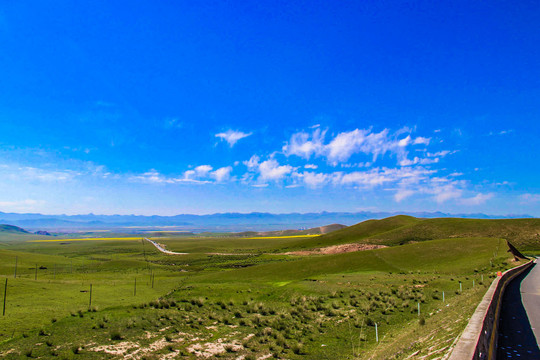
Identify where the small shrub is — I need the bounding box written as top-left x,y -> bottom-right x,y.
72,345 -> 81,354
366,317 -> 375,327
292,343 -> 304,355
51,318 -> 57,323
419,315 -> 426,326
110,331 -> 123,340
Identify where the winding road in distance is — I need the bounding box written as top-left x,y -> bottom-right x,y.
497,259 -> 540,359
144,238 -> 188,255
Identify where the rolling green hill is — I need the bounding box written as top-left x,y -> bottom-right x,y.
0,224 -> 29,234
283,216 -> 540,252
363,217 -> 540,250
0,224 -> 40,243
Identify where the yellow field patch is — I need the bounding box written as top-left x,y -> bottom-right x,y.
242,234 -> 320,240
29,237 -> 144,243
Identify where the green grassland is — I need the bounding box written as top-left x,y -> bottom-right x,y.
0,216 -> 535,359
315,215 -> 540,250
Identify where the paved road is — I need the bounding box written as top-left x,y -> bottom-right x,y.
144,238 -> 188,255
521,260 -> 540,342
497,260 -> 540,359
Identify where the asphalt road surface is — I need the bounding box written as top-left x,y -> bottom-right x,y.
497,260 -> 540,359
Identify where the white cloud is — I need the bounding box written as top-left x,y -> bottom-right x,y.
282,128 -> 325,159
398,135 -> 411,147
394,189 -> 415,202
131,169 -> 175,184
427,150 -> 452,157
429,181 -> 463,203
413,136 -> 431,145
399,157 -> 439,166
304,164 -> 318,169
243,155 -> 260,170
215,130 -> 252,147
326,129 -> 371,162
460,193 -> 494,205
212,166 -> 232,182
258,159 -> 293,181
325,128 -> 408,162
283,127 -> 428,165
194,165 -> 213,177
132,169 -> 214,184
294,171 -> 330,188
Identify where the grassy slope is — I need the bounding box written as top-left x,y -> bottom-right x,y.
0,234 -> 519,360
363,217 -> 540,250
203,237 -> 506,282
278,216 -> 540,251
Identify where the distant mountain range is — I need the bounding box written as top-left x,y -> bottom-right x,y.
0,210 -> 534,232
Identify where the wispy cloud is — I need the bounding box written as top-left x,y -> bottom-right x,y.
281,128 -> 326,159
488,129 -> 514,136
460,193 -> 494,205
283,127 -> 433,165
520,193 -> 540,203
215,129 -> 252,147
164,117 -> 182,129
0,199 -> 45,212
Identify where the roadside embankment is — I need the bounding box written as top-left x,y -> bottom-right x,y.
449,259 -> 534,360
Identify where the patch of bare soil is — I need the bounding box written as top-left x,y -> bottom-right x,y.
89,341 -> 140,356
283,243 -> 387,256
188,338 -> 243,358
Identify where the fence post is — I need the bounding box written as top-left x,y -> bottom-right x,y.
2,278 -> 7,316
89,284 -> 92,310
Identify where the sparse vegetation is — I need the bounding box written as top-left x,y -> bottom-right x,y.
0,217 -> 532,359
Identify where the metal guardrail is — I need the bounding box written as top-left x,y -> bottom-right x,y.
448,260 -> 535,360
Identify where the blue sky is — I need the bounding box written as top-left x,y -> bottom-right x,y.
0,1 -> 539,216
